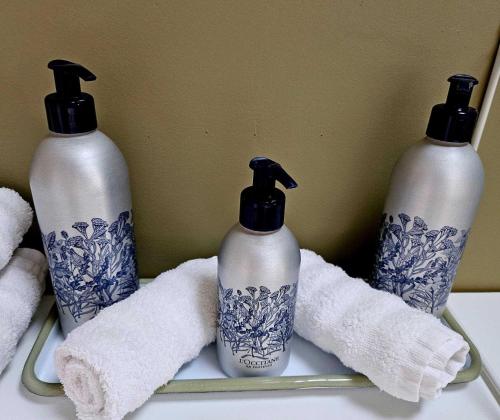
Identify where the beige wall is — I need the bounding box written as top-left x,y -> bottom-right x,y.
1,1 -> 499,290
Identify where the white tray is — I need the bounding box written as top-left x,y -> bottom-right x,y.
22,302 -> 480,396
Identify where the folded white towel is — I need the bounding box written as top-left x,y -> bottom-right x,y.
55,257 -> 218,420
0,188 -> 33,270
295,249 -> 469,402
56,250 -> 469,419
0,248 -> 47,374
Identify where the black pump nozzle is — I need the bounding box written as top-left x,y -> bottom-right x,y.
446,75 -> 478,109
240,157 -> 298,232
45,59 -> 98,134
249,157 -> 298,192
426,74 -> 479,143
48,59 -> 96,97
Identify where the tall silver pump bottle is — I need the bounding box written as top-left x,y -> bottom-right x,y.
372,75 -> 484,317
30,60 -> 138,336
217,157 -> 300,377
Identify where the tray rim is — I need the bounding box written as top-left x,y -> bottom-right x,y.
22,302 -> 482,397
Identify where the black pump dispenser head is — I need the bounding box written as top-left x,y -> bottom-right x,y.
239,157 -> 298,232
426,74 -> 479,143
45,59 -> 98,134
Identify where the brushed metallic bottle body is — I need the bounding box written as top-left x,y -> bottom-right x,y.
217,223 -> 300,377
30,129 -> 139,336
372,136 -> 484,316
217,157 -> 300,377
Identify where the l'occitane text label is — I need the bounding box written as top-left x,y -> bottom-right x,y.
239,356 -> 280,369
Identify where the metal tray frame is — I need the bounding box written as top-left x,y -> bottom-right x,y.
22,304 -> 481,397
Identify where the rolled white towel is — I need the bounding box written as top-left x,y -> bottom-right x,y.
0,248 -> 47,374
55,257 -> 218,420
294,249 -> 469,402
0,188 -> 33,270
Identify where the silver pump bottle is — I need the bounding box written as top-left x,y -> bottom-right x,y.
372,75 -> 484,317
30,60 -> 138,336
217,157 -> 300,377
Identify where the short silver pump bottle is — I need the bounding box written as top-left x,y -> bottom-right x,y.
30,60 -> 138,336
217,157 -> 300,377
372,75 -> 484,317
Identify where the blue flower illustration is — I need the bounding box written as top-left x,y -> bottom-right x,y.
42,211 -> 139,322
217,282 -> 297,359
372,213 -> 468,315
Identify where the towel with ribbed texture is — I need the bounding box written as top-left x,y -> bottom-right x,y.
56,257 -> 218,420
0,248 -> 47,374
0,188 -> 33,270
295,249 -> 468,402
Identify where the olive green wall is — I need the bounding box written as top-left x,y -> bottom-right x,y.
1,1 -> 499,290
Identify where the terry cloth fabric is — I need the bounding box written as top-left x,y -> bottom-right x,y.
294,249 -> 469,402
55,257 -> 218,420
0,188 -> 33,270
0,248 -> 47,374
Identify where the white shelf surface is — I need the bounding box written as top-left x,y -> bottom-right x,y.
0,294 -> 499,419
448,292 -> 500,403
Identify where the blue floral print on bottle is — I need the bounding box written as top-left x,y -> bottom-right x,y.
372,213 -> 468,315
217,282 -> 297,360
42,211 -> 138,322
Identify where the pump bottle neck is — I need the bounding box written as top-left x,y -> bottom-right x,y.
49,129 -> 97,138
